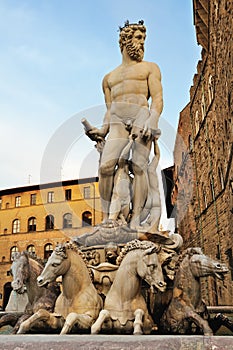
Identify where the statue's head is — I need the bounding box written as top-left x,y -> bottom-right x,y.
119,20 -> 146,62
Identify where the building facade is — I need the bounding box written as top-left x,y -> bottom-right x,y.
173,0 -> 233,305
0,177 -> 101,309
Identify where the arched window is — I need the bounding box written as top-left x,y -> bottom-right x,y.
45,215 -> 54,230
203,188 -> 208,209
12,219 -> 20,233
218,166 -> 224,190
27,245 -> 35,255
208,75 -> 214,104
195,111 -> 199,134
10,246 -> 19,261
201,93 -> 206,120
44,243 -> 53,260
28,217 -> 36,232
63,213 -> 72,228
82,211 -> 92,227
210,178 -> 215,201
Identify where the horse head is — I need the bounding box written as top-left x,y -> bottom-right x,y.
37,244 -> 69,287
137,245 -> 166,292
189,248 -> 228,280
11,251 -> 30,294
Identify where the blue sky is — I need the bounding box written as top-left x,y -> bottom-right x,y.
0,0 -> 201,191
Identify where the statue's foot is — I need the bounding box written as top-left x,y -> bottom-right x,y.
101,219 -> 119,228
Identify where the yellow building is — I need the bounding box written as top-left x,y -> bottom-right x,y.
0,177 -> 102,309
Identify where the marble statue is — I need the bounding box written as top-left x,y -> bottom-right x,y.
83,20 -> 163,233
17,243 -> 103,334
91,240 -> 166,335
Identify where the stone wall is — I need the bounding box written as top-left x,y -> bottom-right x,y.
173,0 -> 233,305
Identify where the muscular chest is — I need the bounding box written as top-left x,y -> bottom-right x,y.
108,63 -> 148,88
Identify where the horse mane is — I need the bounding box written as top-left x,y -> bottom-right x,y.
54,241 -> 92,280
116,239 -> 158,266
23,251 -> 45,267
54,241 -> 87,262
175,247 -> 203,271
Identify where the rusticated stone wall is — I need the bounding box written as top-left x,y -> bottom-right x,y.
173,0 -> 233,305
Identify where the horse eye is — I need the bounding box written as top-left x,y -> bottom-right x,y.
52,263 -> 59,267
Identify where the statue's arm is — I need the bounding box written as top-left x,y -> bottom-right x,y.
101,73 -> 111,135
88,74 -> 111,138
141,63 -> 163,139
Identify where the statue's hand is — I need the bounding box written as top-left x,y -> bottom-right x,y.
141,118 -> 161,141
87,127 -> 107,141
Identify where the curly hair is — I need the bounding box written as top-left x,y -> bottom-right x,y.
119,23 -> 146,53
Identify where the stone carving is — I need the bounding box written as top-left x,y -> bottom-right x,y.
159,247 -> 229,335
83,249 -> 101,266
91,240 -> 166,335
104,242 -> 119,264
90,263 -> 118,299
17,243 -> 103,334
0,252 -> 60,333
82,20 -> 163,233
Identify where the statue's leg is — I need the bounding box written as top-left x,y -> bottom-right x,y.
17,309 -> 63,334
91,309 -> 110,334
133,309 -> 144,335
13,314 -> 32,334
0,313 -> 21,328
210,313 -> 233,334
60,313 -> 92,334
186,309 -> 213,336
99,124 -> 129,222
131,138 -> 151,229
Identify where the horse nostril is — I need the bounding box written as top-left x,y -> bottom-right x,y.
159,281 -> 166,287
37,276 -> 43,284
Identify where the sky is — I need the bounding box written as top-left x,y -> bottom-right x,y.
0,0 -> 201,189
0,1 -> 201,229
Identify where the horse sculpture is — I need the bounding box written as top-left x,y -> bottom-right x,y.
91,239 -> 166,335
17,242 -> 103,334
160,247 -> 229,335
0,251 -> 60,333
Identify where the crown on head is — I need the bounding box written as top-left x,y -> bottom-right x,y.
119,20 -> 144,32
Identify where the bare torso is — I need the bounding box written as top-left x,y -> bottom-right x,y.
106,61 -> 156,120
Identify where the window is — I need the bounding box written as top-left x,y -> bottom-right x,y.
201,93 -> 206,120
210,179 -> 215,201
12,219 -> 20,233
65,189 -> 72,201
27,245 -> 35,255
63,213 -> 72,228
5,202 -> 9,209
28,217 -> 36,232
15,196 -> 21,207
30,194 -> 36,205
10,246 -> 19,261
45,215 -> 54,230
195,111 -> 199,134
82,211 -> 92,227
203,189 -> 208,209
218,166 -> 224,190
47,191 -> 54,203
44,243 -> 53,260
208,75 -> 214,104
84,186 -> 91,199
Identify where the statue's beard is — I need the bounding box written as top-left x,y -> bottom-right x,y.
126,41 -> 144,62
